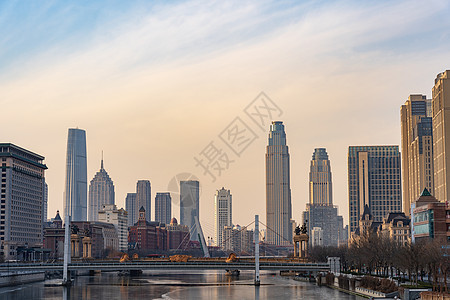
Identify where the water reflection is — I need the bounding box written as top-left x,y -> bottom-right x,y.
0,271 -> 365,300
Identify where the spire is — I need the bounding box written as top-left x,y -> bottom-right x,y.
101,150 -> 104,170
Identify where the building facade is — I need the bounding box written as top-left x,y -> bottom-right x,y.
126,193 -> 137,227
411,188 -> 448,243
302,204 -> 345,247
136,180 -> 151,222
348,146 -> 402,234
128,207 -> 167,252
380,212 -> 411,246
266,121 -> 292,245
155,192 -> 171,225
401,94 -> 434,216
309,148 -> 333,206
88,159 -> 115,221
64,128 -> 87,221
311,227 -> 324,247
166,217 -> 190,250
432,70 -> 450,202
98,204 -> 128,252
214,187 -> 232,248
222,225 -> 254,255
180,180 -> 200,241
0,144 -> 47,260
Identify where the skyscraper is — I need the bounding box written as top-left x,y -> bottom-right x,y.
64,128 -> 87,221
125,193 -> 137,227
214,187 -> 232,248
432,70 -> 450,202
180,180 -> 199,241
401,94 -> 433,216
348,146 -> 402,234
302,148 -> 345,246
136,180 -> 151,222
0,144 -> 47,260
266,121 -> 292,245
43,181 -> 48,224
155,192 -> 171,225
88,158 -> 115,221
309,148 -> 333,206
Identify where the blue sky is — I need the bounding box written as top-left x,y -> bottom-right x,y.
1,0 -> 450,237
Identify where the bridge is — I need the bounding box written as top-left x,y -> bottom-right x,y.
0,260 -> 330,273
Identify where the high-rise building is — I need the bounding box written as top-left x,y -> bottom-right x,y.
401,94 -> 433,216
43,181 -> 48,224
180,180 -> 200,241
348,146 -> 402,234
136,180 -> 151,222
266,121 -> 292,245
309,148 -> 333,206
432,70 -> 450,202
88,158 -> 115,221
155,192 -> 171,225
214,187 -> 232,248
64,128 -> 87,221
125,193 -> 137,227
98,204 -> 128,252
0,144 -> 47,260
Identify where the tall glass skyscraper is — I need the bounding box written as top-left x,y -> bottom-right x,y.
266,121 -> 292,245
155,192 -> 171,225
88,158 -> 115,221
125,193 -> 137,227
180,180 -> 200,241
214,187 -> 232,248
136,180 -> 151,222
64,128 -> 87,221
348,146 -> 402,234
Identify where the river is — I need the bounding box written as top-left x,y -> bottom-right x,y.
0,270 -> 365,299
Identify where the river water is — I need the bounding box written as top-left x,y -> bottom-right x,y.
0,270 -> 365,299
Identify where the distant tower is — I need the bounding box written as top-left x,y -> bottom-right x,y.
348,146 -> 401,234
180,180 -> 200,241
214,187 -> 232,247
155,192 -> 172,225
401,94 -> 433,216
309,148 -> 333,206
88,156 -> 115,221
136,180 -> 151,222
266,121 -> 292,245
432,70 -> 450,202
43,181 -> 48,223
125,193 -> 137,226
64,128 -> 87,221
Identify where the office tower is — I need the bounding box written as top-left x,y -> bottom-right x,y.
64,128 -> 87,221
98,204 -> 128,252
43,182 -> 48,223
88,158 -> 115,221
155,192 -> 171,225
126,193 -> 137,227
214,187 -> 232,247
348,146 -> 402,234
180,180 -> 200,241
0,144 -> 47,259
401,94 -> 433,216
432,70 -> 450,202
136,180 -> 151,222
266,121 -> 292,245
309,148 -> 333,206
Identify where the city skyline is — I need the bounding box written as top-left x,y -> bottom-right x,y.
2,1 -> 450,240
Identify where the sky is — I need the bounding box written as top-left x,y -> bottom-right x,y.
1,0 -> 450,240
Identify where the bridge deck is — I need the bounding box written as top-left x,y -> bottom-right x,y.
0,261 -> 330,272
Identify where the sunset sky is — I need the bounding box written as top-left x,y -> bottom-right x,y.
2,0 -> 450,238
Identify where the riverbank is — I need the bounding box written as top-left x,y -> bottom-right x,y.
0,271 -> 45,287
